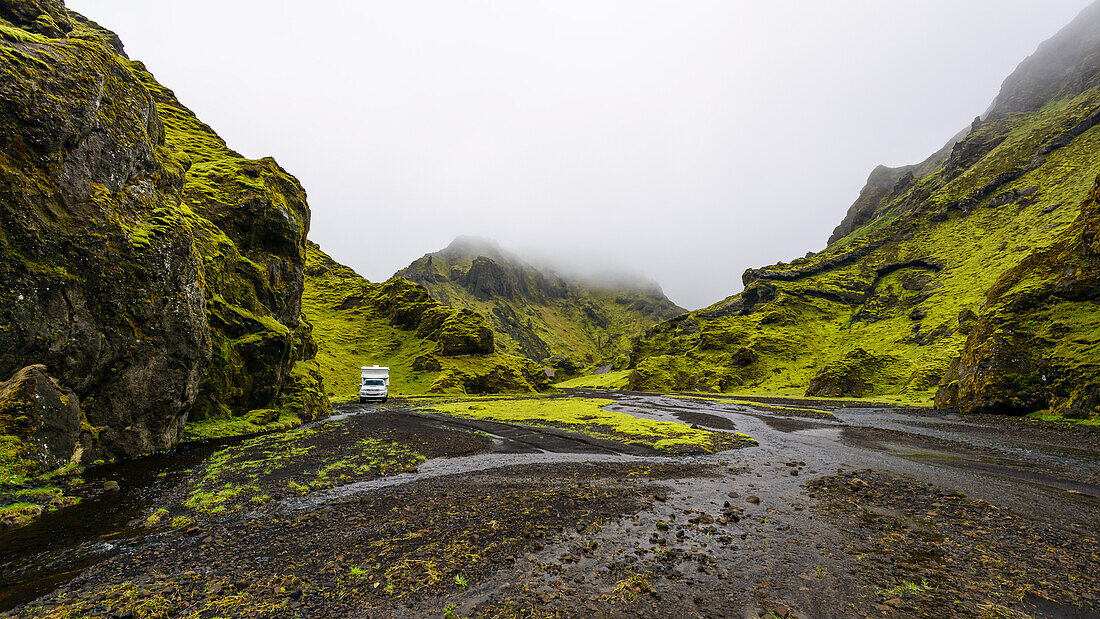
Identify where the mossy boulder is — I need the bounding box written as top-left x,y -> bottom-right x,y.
425,357 -> 550,395
436,310 -> 494,356
806,349 -> 896,398
0,365 -> 81,479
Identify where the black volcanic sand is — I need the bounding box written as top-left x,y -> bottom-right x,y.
806,471 -> 1100,617
4,397 -> 1100,618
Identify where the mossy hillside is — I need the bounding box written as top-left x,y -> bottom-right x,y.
395,237 -> 685,375
0,3 -> 331,461
937,173 -> 1100,419
426,397 -> 755,453
629,13 -> 1100,409
303,242 -> 552,398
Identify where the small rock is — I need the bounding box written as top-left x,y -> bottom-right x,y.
103,481 -> 120,491
746,496 -> 761,505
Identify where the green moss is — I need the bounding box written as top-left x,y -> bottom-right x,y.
183,409 -> 303,442
143,508 -> 169,528
181,420 -> 424,515
0,484 -> 79,529
554,369 -> 632,390
426,397 -> 754,453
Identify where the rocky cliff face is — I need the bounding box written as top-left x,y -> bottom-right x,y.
0,0 -> 329,472
396,236 -> 685,375
303,242 -> 551,397
628,2 -> 1100,418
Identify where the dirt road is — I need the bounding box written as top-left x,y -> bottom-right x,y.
3,392 -> 1098,618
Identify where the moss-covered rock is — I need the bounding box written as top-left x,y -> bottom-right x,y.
0,365 -> 81,481
805,349 -> 898,398
0,1 -> 329,460
437,310 -> 494,355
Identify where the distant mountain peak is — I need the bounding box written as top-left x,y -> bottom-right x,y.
394,239 -> 685,369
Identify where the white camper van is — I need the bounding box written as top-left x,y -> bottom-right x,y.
359,366 -> 390,403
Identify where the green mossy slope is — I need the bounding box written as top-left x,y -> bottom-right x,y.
303,242 -> 552,399
395,236 -> 685,378
0,0 -> 329,470
629,3 -> 1100,416
936,173 -> 1100,418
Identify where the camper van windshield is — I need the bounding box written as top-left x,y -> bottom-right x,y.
362,379 -> 385,386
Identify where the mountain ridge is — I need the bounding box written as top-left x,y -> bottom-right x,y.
395,236 -> 685,375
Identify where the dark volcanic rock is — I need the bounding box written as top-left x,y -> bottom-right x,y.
0,19 -> 212,460
0,365 -> 82,476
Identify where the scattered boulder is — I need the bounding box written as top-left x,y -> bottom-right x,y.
412,355 -> 442,373
0,365 -> 82,477
806,349 -> 896,398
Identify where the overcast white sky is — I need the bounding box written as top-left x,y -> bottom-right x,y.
68,1 -> 1093,309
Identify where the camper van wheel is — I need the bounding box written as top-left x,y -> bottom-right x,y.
381,397 -> 388,403
359,397 -> 367,404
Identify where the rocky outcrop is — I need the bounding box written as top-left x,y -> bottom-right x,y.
0,0 -> 329,468
806,349 -> 897,398
0,365 -> 82,478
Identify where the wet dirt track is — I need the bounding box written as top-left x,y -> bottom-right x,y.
2,393 -> 1098,618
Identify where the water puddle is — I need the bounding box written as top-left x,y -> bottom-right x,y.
0,439 -> 229,609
